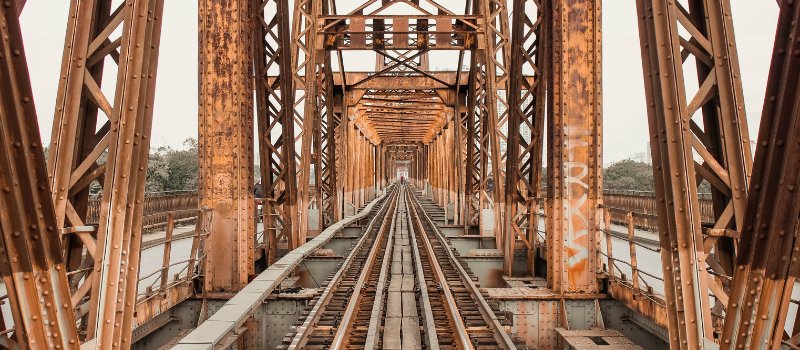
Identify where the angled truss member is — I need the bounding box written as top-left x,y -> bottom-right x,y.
721,2 -> 800,348
0,2 -> 79,348
47,0 -> 166,346
636,0 -> 753,347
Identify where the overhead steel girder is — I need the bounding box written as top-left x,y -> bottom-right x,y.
636,0 -> 753,347
47,0 -> 165,345
199,0 -> 254,293
720,2 -> 800,348
320,15 -> 480,50
0,3 -> 79,348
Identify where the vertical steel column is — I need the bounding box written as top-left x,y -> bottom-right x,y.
504,0 -> 548,275
464,63 -> 481,226
334,102 -> 348,221
293,0 -> 329,245
320,87 -> 339,226
254,0 -> 299,265
0,4 -> 79,347
476,0 -> 511,248
720,2 -> 800,348
199,0 -> 255,293
337,103 -> 351,219
545,0 -> 602,294
635,0 -> 753,346
454,111 -> 466,226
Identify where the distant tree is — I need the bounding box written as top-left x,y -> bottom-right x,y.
603,159 -> 655,192
602,159 -> 712,194
145,138 -> 198,192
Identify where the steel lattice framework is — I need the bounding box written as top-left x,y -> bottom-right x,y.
1,0 -> 800,349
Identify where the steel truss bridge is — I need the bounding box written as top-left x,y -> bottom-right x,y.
0,0 -> 799,349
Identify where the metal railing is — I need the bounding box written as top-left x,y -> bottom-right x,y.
0,294 -> 17,347
86,190 -> 199,230
133,207 -> 211,328
598,208 -> 667,308
136,208 -> 210,300
106,189 -> 716,233
603,189 -> 714,231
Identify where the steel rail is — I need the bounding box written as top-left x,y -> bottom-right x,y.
178,188 -> 392,348
407,190 -> 474,350
330,188 -> 399,349
286,187 -> 399,349
363,190 -> 403,349
403,187 -> 441,350
408,188 -> 517,349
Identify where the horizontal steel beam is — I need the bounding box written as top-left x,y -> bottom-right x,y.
320,15 -> 480,50
268,72 -> 534,90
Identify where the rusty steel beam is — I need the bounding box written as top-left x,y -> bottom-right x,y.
503,0 -> 548,276
635,0 -> 754,346
450,61 -> 467,226
199,0 -> 254,294
254,0 -> 299,266
0,3 -> 79,347
469,0 -> 510,248
464,57 -> 482,228
320,14 -> 479,50
46,0 -> 165,345
47,0 -> 116,335
87,1 -> 165,346
293,0 -> 331,247
270,71 -> 475,91
720,2 -> 800,348
545,0 -> 602,294
316,0 -> 339,229
319,78 -> 339,229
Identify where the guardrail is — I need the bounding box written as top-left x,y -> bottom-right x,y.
596,207 -> 670,329
106,189 -> 712,233
603,189 -> 714,231
86,190 -> 199,230
133,207 -> 212,331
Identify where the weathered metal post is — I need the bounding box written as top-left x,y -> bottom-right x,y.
627,212 -> 640,296
604,209 -> 615,281
198,0 -> 255,294
159,212 -> 174,294
545,0 -> 602,295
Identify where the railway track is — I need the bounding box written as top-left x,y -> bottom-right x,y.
279,184 -> 516,350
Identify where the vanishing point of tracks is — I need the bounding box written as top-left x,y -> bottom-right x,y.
279,184 -> 516,350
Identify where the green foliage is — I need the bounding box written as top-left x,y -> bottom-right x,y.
603,159 -> 655,191
145,138 -> 198,192
603,159 -> 712,193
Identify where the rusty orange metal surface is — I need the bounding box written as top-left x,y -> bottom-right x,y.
3,1 -> 799,348
545,0 -> 602,295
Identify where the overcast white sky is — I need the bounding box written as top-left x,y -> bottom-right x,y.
19,1 -> 778,164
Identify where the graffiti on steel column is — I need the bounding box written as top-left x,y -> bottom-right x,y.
564,128 -> 592,286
